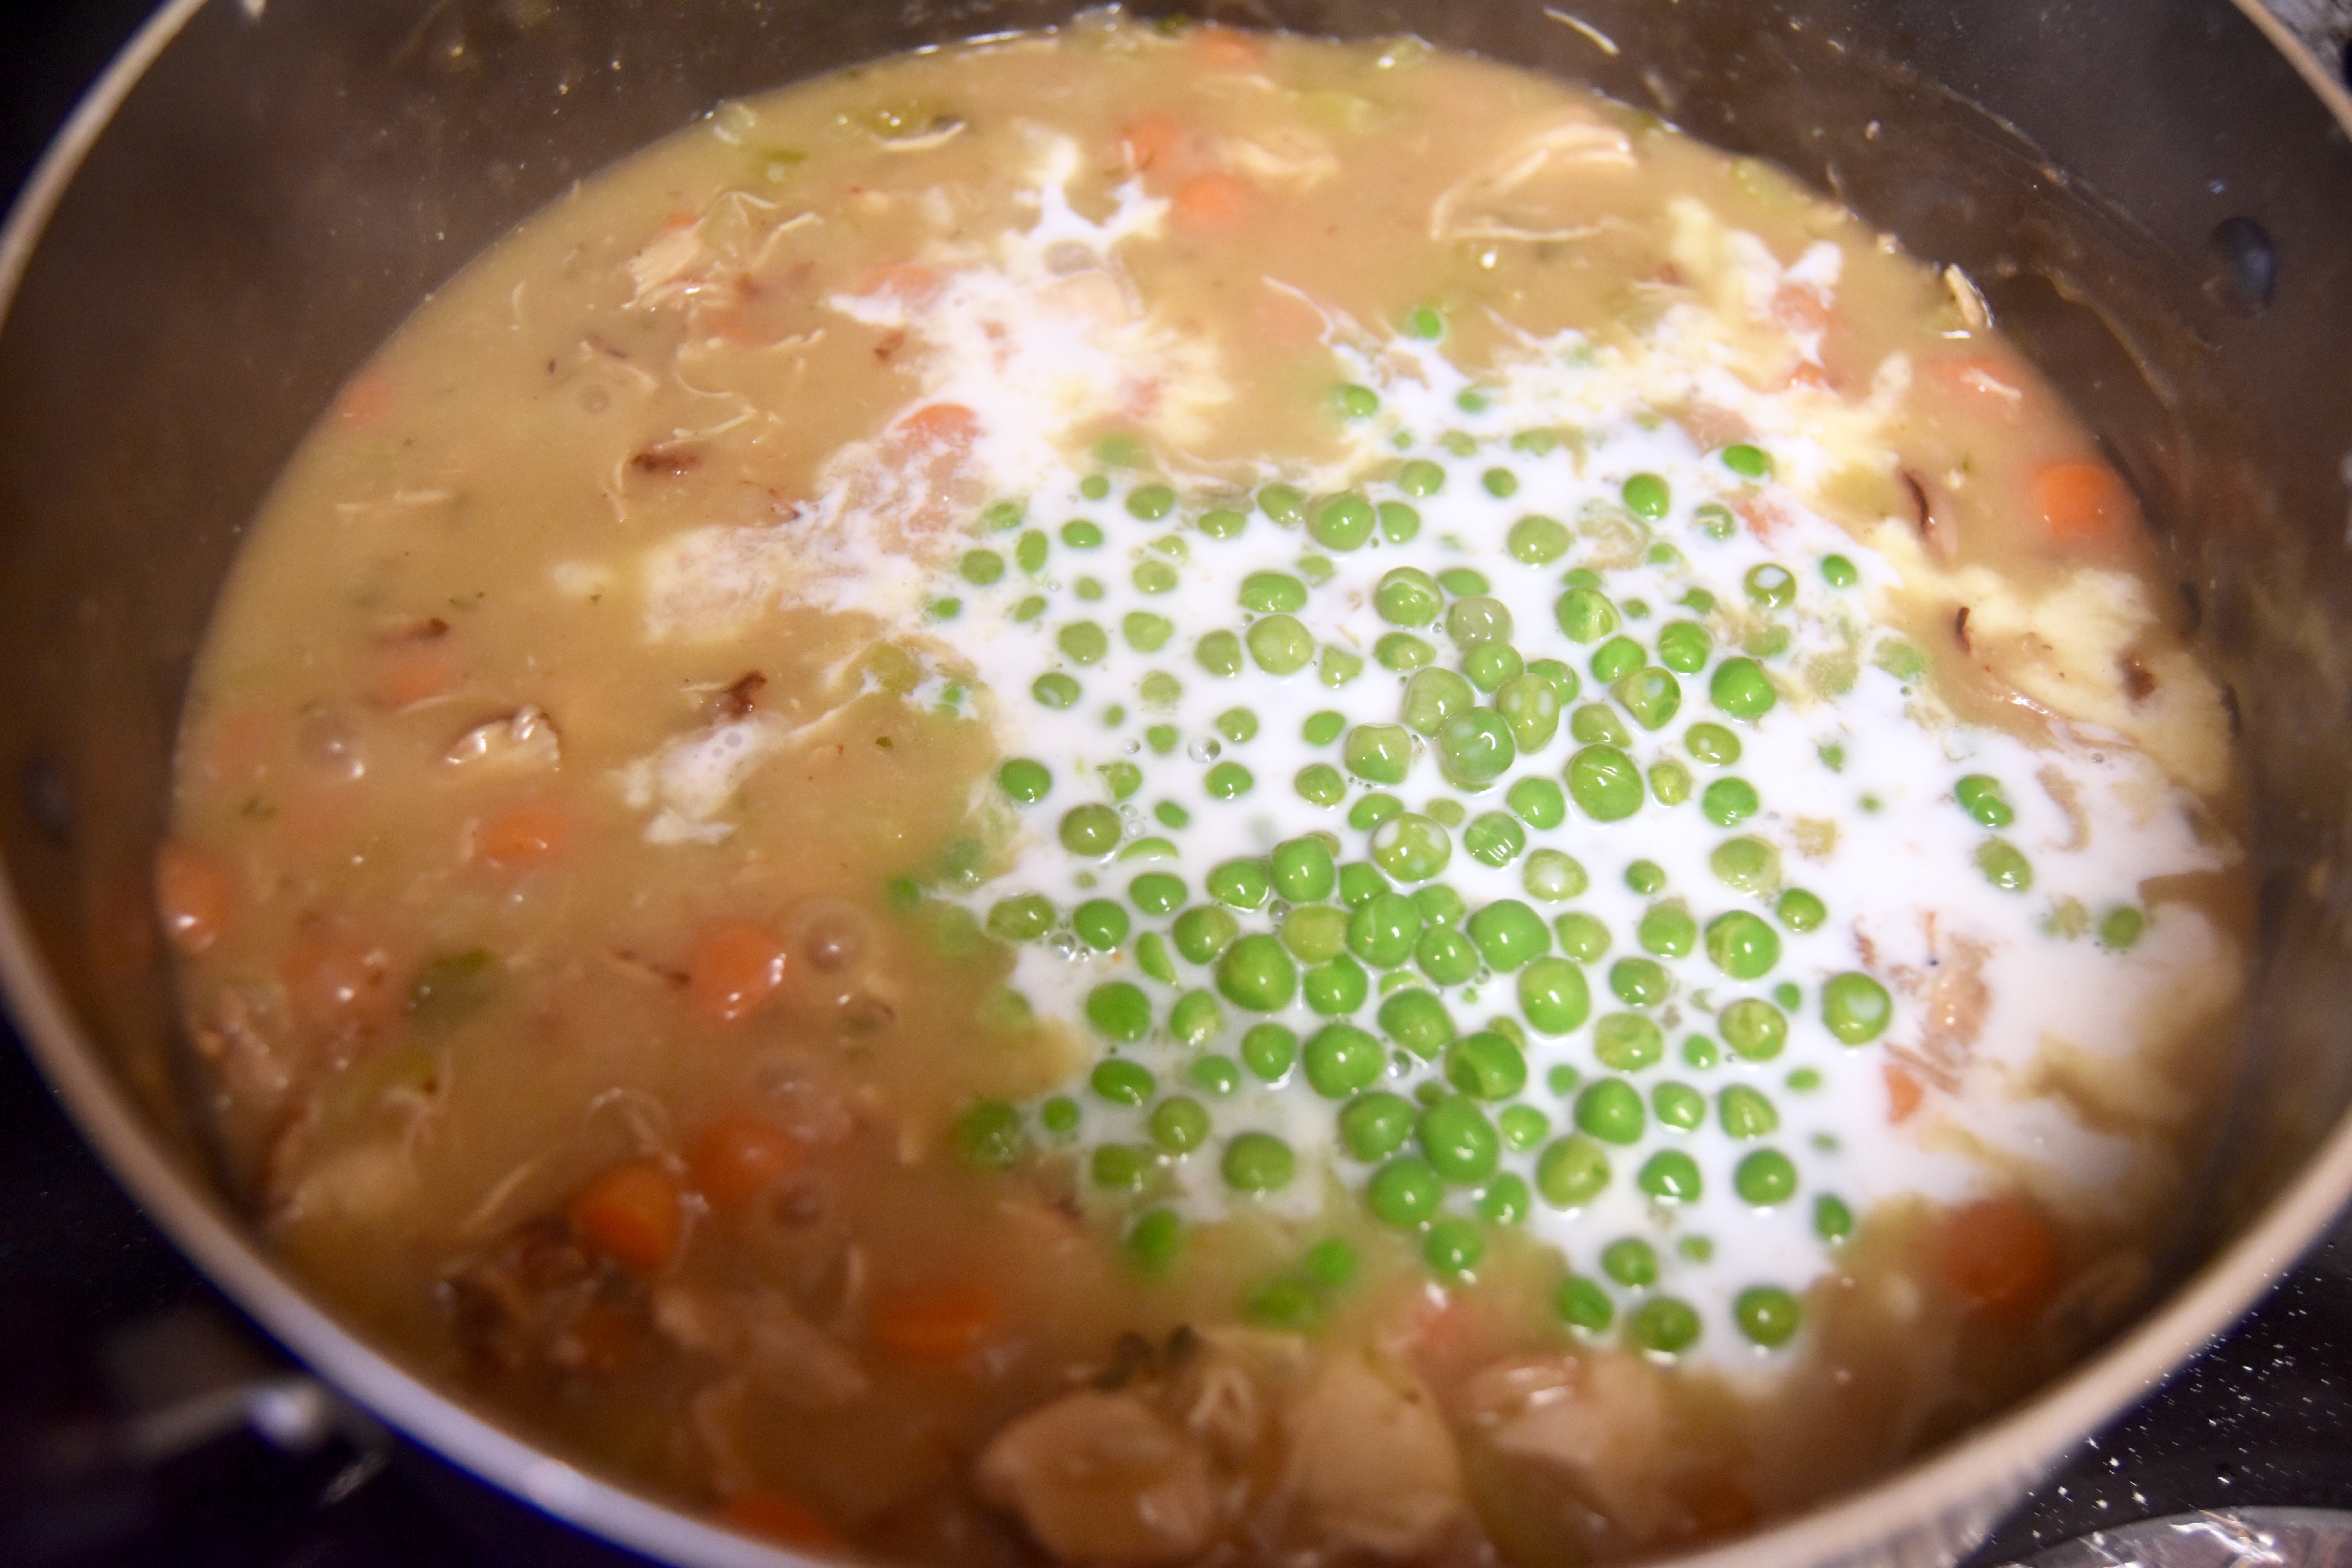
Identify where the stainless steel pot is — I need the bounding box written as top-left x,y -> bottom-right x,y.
6,3 -> 2352,1565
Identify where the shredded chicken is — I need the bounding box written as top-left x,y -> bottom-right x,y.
1459,1353 -> 1680,1543
443,705 -> 561,774
652,1284 -> 869,1406
1278,1346 -> 1468,1560
976,1391 -> 1223,1565
1430,113 -> 1636,241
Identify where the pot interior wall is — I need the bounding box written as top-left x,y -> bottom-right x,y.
4,0 -> 2351,1450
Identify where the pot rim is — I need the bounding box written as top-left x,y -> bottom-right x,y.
5,4 -> 2350,1565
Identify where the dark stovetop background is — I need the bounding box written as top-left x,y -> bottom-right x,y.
3,3 -> 2350,1564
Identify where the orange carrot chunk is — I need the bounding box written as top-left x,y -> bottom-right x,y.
1171,172 -> 1252,232
684,921 -> 789,1024
2031,458 -> 2132,546
474,801 -> 569,869
719,1490 -> 842,1552
1191,25 -> 1265,68
1120,114 -> 1185,173
569,1159 -> 684,1278
282,937 -> 392,1035
1936,1194 -> 2058,1317
688,1113 -> 802,1209
897,401 -> 980,450
1883,1063 -> 1924,1124
155,842 -> 236,956
869,1285 -> 995,1363
363,639 -> 463,711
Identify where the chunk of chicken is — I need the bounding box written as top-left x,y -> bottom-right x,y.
1459,1353 -> 1681,1544
653,1284 -> 870,1407
1279,1346 -> 1469,1560
975,1390 -> 1221,1565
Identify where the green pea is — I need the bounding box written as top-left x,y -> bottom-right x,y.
1331,382 -> 1380,420
1629,1296 -> 1702,1356
1133,560 -> 1179,594
1240,614 -> 1310,676
1376,633 -> 1434,671
986,894 -> 1055,942
1216,933 -> 1297,1011
1304,955 -> 1370,1016
1413,884 -> 1466,926
1685,722 -> 1742,767
1482,467 -> 1518,498
959,547 -> 1006,586
1241,1022 -> 1297,1083
1684,501 -> 1734,541
1506,777 -> 1566,830
1308,493 -> 1375,552
1719,443 -> 1771,479
1776,889 -> 1826,930
1239,571 -> 1307,614
1252,484 -> 1302,524
1435,710 -> 1515,790
1378,989 -> 1456,1059
1338,862 -> 1391,909
1720,998 -> 1788,1060
1595,1013 -> 1665,1071
1196,862 -> 1266,916
1445,597 -> 1513,652
1295,763 -> 1347,807
1646,1081 -> 1702,1132
1536,1135 -> 1611,1207
1148,1096 -> 1212,1156
1098,761 -> 1143,803
1744,563 -> 1796,610
1508,514 -> 1572,564
1710,657 -> 1777,720
1223,1131 -> 1296,1194
1349,893 -> 1423,968
1479,684 -> 1559,763
1953,774 -> 2014,829
1612,667 -> 1682,732
1200,762 -> 1251,800
1460,643 -> 1522,695
1567,745 -> 1644,821
1059,804 -> 1123,857
1350,793 -> 1402,833
1821,972 -> 1892,1044
1196,629 -> 1244,678
1071,899 -> 1129,952
1378,501 -> 1422,544
1091,1056 -> 1156,1105
1299,1024 -> 1381,1098
1813,1195 -> 1855,1244
1543,918 -> 1606,971
1146,724 -> 1179,755
1191,1055 -> 1241,1097
1625,906 -> 1688,962
2098,905 -> 2147,951
1367,1156 -> 1443,1227
1398,456 -> 1446,495
1608,958 -> 1670,1007
1139,673 -> 1184,713
1339,1092 -> 1418,1162
1372,814 -> 1454,883
1196,506 -> 1247,540
1568,703 -> 1628,749
997,758 -> 1053,805
1119,483 -> 1172,521
1518,957 -> 1592,1037
1655,621 -> 1711,675
1129,873 -> 1186,916
1416,924 -> 1481,986
1704,911 -> 1780,980
1975,838 -> 2034,893
1340,723 -> 1412,785
1638,1149 -> 1703,1204
1120,1208 -> 1182,1270
1013,528 -> 1051,575
1445,1032 -> 1528,1100
1465,1172 -> 1525,1227
1257,840 -> 1328,907
1559,1276 -> 1615,1331
1172,906 -> 1240,965
1511,855 -> 1583,912
1621,472 -> 1670,518
1245,1277 -> 1319,1330
1707,837 -> 1780,895
1135,932 -> 1176,983
1731,1286 -> 1800,1348
1039,1096 -> 1080,1137
1374,567 -> 1442,627
1702,778 -> 1760,827
1586,640 -> 1641,689
1033,672 -> 1082,710
1555,586 -> 1620,644
1282,905 -> 1350,964
1719,1084 -> 1780,1139
1735,1149 -> 1798,1206
1407,1096 -> 1493,1186
1393,674 -> 1468,744
954,1101 -> 1025,1168
1465,899 -> 1547,972
1597,1237 -> 1656,1289
1444,813 -> 1521,874
1576,1079 -> 1646,1143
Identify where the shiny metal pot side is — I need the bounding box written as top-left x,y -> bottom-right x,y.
4,2 -> 2352,1566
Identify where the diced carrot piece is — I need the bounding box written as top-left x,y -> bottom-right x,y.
1120,114 -> 1185,174
1936,1194 -> 2058,1317
334,373 -> 396,428
568,1159 -> 684,1278
2030,458 -> 2134,546
155,842 -> 236,957
364,639 -> 463,711
282,937 -> 393,1035
1930,352 -> 2024,407
474,801 -> 569,869
869,1285 -> 995,1363
896,401 -> 979,451
1769,283 -> 1831,337
1884,1063 -> 1924,1124
1191,25 -> 1265,68
688,1113 -> 803,1209
855,260 -> 942,306
719,1490 -> 843,1552
684,921 -> 789,1024
1171,172 -> 1252,232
